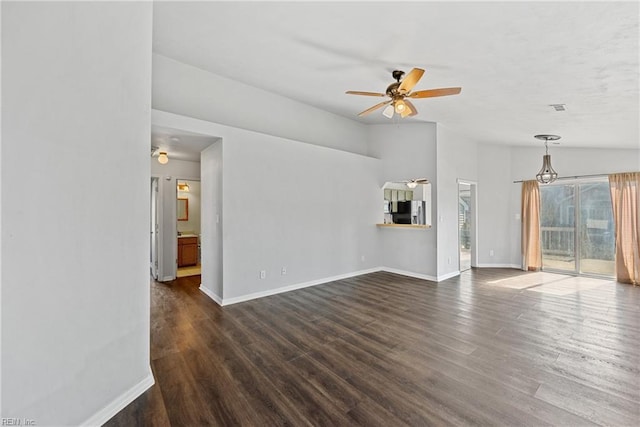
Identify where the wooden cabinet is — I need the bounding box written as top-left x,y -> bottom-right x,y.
178,236 -> 198,267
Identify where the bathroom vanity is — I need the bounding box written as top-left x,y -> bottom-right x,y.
177,235 -> 198,267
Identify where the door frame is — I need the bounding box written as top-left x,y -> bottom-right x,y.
151,174 -> 164,280
457,179 -> 478,270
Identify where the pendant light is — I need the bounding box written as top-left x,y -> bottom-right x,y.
534,134 -> 560,184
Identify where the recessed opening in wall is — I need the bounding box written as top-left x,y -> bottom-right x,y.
177,179 -> 201,278
378,180 -> 432,228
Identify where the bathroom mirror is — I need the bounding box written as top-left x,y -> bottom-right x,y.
177,198 -> 189,221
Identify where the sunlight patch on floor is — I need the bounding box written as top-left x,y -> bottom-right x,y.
528,276 -> 613,296
486,272 -> 612,295
487,272 -> 568,289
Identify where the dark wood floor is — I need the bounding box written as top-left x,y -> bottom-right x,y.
106,269 -> 640,426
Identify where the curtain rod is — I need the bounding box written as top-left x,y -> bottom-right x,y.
512,173 -> 611,184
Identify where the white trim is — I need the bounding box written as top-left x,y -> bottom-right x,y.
437,270 -> 461,281
161,275 -> 175,282
476,263 -> 522,269
82,368 -> 154,427
220,268 -> 382,306
199,284 -> 223,306
379,267 -> 438,282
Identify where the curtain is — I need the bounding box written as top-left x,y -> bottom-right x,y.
521,180 -> 542,271
609,172 -> 640,285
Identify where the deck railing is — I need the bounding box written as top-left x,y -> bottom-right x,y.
541,226 -> 574,256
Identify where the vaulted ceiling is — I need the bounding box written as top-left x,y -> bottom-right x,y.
153,1 -> 639,149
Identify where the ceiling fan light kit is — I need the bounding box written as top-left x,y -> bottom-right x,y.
346,68 -> 461,119
534,134 -> 560,184
403,178 -> 429,188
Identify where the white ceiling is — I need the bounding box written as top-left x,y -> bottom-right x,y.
153,1 -> 639,149
151,125 -> 218,162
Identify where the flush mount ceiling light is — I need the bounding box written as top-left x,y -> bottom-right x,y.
177,182 -> 190,192
534,134 -> 560,184
157,151 -> 169,165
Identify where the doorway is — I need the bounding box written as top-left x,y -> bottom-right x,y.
176,179 -> 202,278
458,182 -> 472,271
540,180 -> 615,277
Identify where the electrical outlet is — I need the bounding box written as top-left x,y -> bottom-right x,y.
281,267 -> 287,275
490,250 -> 494,257
259,270 -> 266,279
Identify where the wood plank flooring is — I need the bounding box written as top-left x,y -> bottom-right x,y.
105,269 -> 640,426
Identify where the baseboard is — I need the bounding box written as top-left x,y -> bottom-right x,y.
208,265 -> 505,307
161,275 -> 174,282
221,268 -> 382,306
82,367 -> 154,426
199,284 -> 223,306
379,267 -> 438,282
476,263 -> 522,269
437,270 -> 461,281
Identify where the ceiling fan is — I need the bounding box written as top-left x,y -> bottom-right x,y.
346,68 -> 461,118
400,178 -> 429,188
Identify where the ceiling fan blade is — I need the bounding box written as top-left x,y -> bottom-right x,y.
358,100 -> 391,116
408,87 -> 462,98
402,100 -> 418,117
345,91 -> 387,97
398,68 -> 425,93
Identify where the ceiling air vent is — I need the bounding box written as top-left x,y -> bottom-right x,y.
549,104 -> 566,111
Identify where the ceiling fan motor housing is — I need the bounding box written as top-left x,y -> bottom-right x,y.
386,82 -> 401,97
392,70 -> 405,82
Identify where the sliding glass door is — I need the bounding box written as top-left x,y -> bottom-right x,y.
540,180 -> 614,277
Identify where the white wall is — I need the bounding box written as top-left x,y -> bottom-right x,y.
436,125 -> 478,277
153,54 -> 370,156
368,123 -> 439,279
177,180 -> 201,234
152,110 -> 380,303
222,131 -> 380,301
201,142 -> 223,300
151,158 -> 201,280
1,2 -> 152,425
476,143 -> 516,267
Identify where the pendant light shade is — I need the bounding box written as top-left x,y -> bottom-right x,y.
534,135 -> 560,184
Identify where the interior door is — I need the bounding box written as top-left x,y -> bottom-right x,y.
150,177 -> 159,279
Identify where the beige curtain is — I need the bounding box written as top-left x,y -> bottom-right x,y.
521,180 -> 542,271
609,172 -> 640,285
